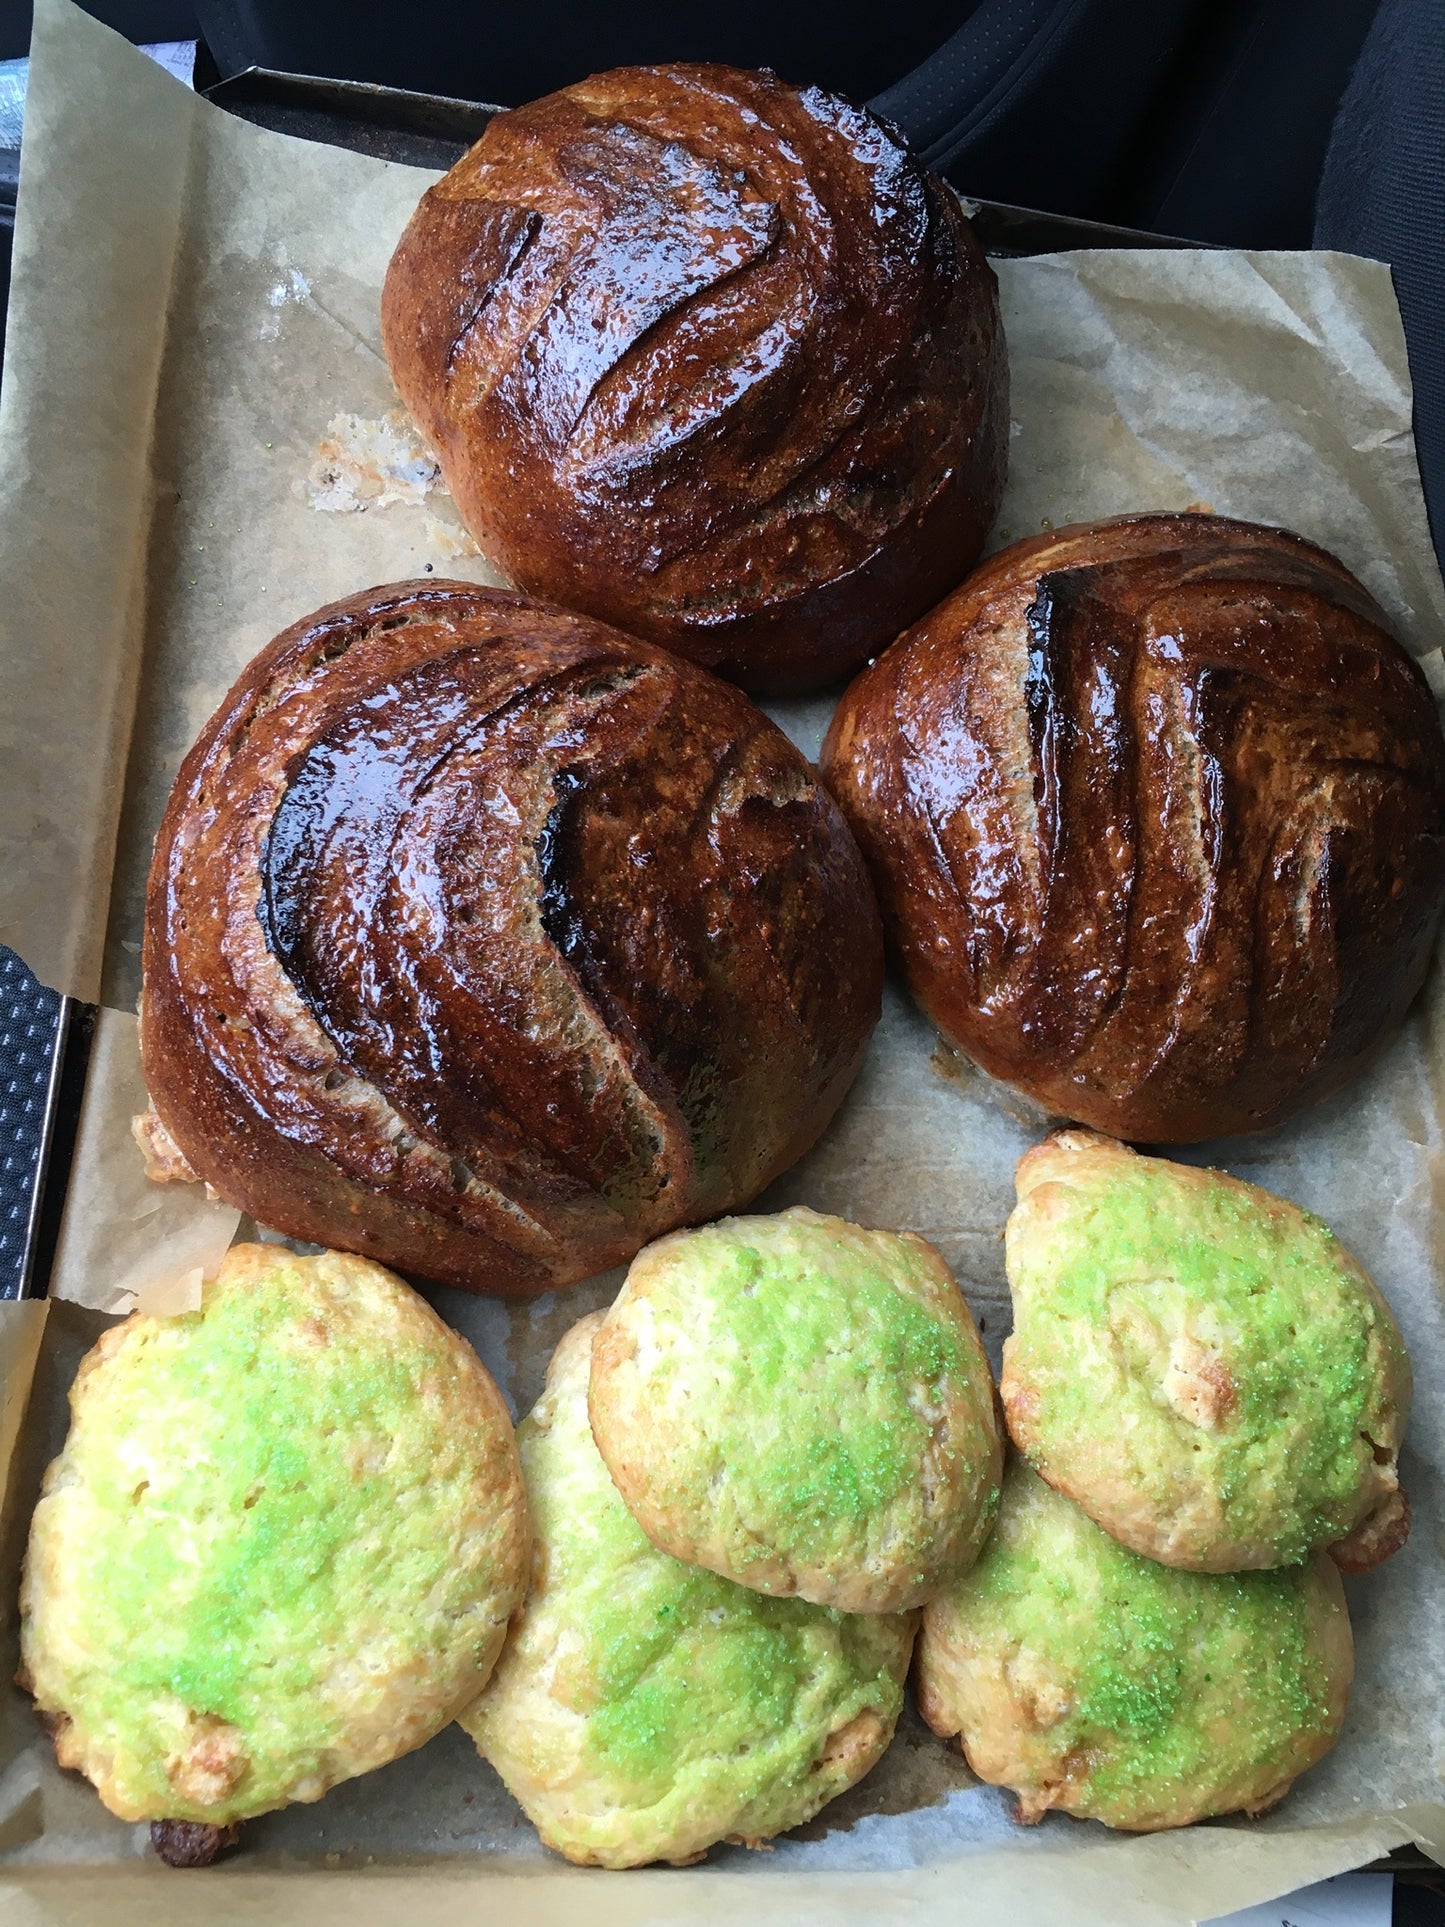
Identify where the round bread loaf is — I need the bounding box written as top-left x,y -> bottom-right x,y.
139,582 -> 881,1296
917,1457 -> 1353,1830
464,1314 -> 915,1868
589,1207 -> 1002,1613
380,64 -> 1007,692
821,512 -> 1445,1142
1001,1130 -> 1411,1572
19,1244 -> 529,1827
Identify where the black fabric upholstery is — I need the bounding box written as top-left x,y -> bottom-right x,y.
0,948 -> 58,1299
871,0 -> 1201,214
1315,0 -> 1445,565
192,0 -> 969,109
0,0 -> 195,59
1118,0 -> 1379,247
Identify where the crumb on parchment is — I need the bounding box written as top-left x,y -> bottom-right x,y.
302,411 -> 441,513
131,1109 -> 199,1186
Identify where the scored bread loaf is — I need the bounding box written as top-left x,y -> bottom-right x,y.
140,581 -> 882,1294
381,63 -> 1007,692
822,512 -> 1445,1142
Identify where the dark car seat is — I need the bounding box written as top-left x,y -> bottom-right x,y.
187,0 -> 1208,223
1315,0 -> 1445,555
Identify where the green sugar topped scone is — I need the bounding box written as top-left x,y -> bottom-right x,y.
464,1313 -> 915,1868
588,1206 -> 1003,1613
20,1244 -> 529,1828
1002,1131 -> 1412,1572
917,1457 -> 1353,1830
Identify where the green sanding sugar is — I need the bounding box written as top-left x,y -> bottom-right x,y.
1007,1149 -> 1408,1563
24,1251 -> 517,1821
75,1282 -> 435,1716
706,1230 -> 960,1524
587,1208 -> 1003,1618
937,1462 -> 1344,1822
464,1318 -> 913,1860
527,1334 -> 903,1796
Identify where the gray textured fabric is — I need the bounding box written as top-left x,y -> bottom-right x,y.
1315,0 -> 1445,563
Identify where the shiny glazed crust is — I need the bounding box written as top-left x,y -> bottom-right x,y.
140,582 -> 882,1295
380,64 -> 1008,692
822,512 -> 1445,1142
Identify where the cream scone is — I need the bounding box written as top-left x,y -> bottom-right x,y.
588,1207 -> 1003,1613
918,1457 -> 1353,1830
20,1244 -> 529,1836
463,1313 -> 916,1868
1002,1131 -> 1411,1571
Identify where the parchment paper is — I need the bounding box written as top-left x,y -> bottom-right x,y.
0,1 -> 1442,1918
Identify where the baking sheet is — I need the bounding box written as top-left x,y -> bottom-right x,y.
1,0 -> 1443,1917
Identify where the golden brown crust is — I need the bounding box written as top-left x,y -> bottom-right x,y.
380,64 -> 1007,692
1330,1486 -> 1411,1573
140,582 -> 881,1297
821,512 -> 1445,1142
